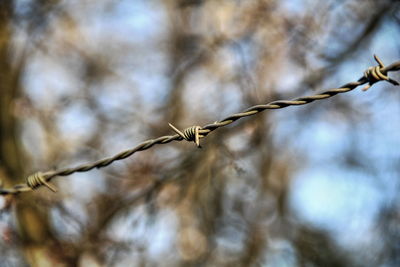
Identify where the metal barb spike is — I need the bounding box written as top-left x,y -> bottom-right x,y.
169,123 -> 203,147
26,172 -> 57,193
362,55 -> 400,91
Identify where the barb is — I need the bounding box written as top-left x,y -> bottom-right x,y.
168,123 -> 205,147
362,55 -> 400,91
1,55 -> 399,195
26,172 -> 57,192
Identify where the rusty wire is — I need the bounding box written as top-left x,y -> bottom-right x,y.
1,55 -> 399,196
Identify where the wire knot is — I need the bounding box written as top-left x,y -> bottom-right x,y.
169,123 -> 204,147
26,172 -> 57,192
362,55 -> 399,91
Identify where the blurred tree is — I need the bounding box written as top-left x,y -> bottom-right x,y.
0,1 -> 61,266
0,0 -> 399,266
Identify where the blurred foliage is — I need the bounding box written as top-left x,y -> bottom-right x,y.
0,0 -> 399,266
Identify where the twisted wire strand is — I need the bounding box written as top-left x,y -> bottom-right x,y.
1,55 -> 399,195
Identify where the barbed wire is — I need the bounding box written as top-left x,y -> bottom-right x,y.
1,55 -> 399,196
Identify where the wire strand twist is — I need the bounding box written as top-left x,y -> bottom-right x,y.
0,55 -> 399,195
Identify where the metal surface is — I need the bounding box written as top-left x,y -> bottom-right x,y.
1,55 -> 399,195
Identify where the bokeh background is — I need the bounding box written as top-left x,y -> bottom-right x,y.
0,0 -> 399,266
